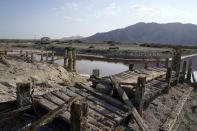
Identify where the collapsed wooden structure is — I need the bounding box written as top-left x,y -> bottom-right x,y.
0,48 -> 196,131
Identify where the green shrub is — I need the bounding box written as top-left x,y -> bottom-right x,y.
107,41 -> 115,44
109,46 -> 119,50
89,45 -> 95,49
65,46 -> 74,51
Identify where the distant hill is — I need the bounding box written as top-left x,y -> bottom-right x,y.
85,22 -> 197,45
61,36 -> 83,40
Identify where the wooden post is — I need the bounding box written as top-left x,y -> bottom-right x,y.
70,101 -> 89,131
40,51 -> 43,62
172,48 -> 181,71
165,67 -> 172,93
46,53 -> 48,63
16,83 -> 32,108
92,69 -> 100,78
51,51 -> 54,64
68,51 -> 73,71
179,61 -> 187,83
129,64 -> 134,71
156,58 -> 160,67
31,52 -> 34,63
72,49 -> 77,72
64,52 -> 68,68
135,77 -> 146,117
187,59 -> 192,81
165,58 -> 169,68
20,50 -> 23,56
26,51 -> 28,59
144,60 -> 148,69
4,50 -> 7,55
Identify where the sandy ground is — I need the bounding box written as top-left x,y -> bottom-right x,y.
0,56 -> 86,103
177,88 -> 197,131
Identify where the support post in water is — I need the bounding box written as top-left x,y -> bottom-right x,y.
70,101 -> 89,131
26,51 -> 28,59
135,77 -> 146,117
16,83 -> 32,108
31,52 -> 33,62
92,69 -> 100,78
179,61 -> 187,83
156,58 -> 160,67
144,60 -> 148,69
4,50 -> 7,56
40,51 -> 43,62
64,50 -> 68,68
46,53 -> 48,63
165,67 -> 172,93
68,50 -> 73,71
20,50 -> 23,56
165,58 -> 169,68
187,59 -> 192,81
51,51 -> 54,64
72,49 -> 77,72
129,64 -> 134,71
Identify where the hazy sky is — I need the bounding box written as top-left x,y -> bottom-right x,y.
0,0 -> 197,39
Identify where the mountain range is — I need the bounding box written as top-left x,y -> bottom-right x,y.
85,22 -> 197,45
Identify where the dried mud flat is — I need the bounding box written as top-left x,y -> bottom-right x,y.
0,56 -> 86,103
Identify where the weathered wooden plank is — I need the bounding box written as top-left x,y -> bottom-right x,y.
76,82 -> 129,112
66,86 -> 125,117
43,93 -> 65,105
60,88 -> 116,126
160,87 -> 193,131
66,87 -> 122,122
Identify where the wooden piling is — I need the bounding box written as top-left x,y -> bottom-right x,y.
26,51 -> 28,59
92,69 -> 100,78
129,64 -> 134,71
46,53 -> 48,63
165,67 -> 172,93
179,61 -> 187,83
20,50 -> 23,56
31,52 -> 34,63
70,101 -> 89,131
51,51 -> 54,64
40,51 -> 43,62
144,60 -> 148,69
68,51 -> 73,71
64,52 -> 68,68
4,50 -> 7,55
187,59 -> 192,81
165,58 -> 169,68
135,77 -> 146,117
16,83 -> 32,108
156,58 -> 160,67
72,49 -> 77,72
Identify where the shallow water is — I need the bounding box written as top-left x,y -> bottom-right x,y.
55,59 -> 128,77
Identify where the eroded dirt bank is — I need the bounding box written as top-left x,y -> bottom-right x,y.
0,56 -> 86,102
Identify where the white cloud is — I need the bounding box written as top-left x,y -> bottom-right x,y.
130,4 -> 190,19
64,16 -> 86,22
96,2 -> 120,16
54,2 -> 79,10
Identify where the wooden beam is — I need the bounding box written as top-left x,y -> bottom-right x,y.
24,96 -> 77,131
187,59 -> 192,81
109,76 -> 149,131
